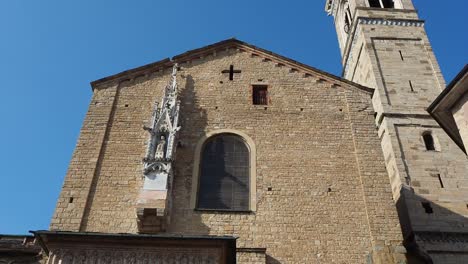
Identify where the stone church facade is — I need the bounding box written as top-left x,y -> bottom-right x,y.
2,0 -> 467,263
46,37 -> 407,263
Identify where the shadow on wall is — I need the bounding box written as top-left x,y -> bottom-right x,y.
266,255 -> 282,264
168,74 -> 211,234
397,187 -> 468,264
79,81 -> 124,232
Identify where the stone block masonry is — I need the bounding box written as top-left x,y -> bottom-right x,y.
50,44 -> 406,263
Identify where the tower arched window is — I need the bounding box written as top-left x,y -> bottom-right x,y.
196,134 -> 250,211
423,132 -> 436,151
369,0 -> 394,8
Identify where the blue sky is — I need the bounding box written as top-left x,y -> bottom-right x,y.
0,0 -> 466,234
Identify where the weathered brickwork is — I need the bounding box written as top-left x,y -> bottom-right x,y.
50,46 -> 406,263
237,250 -> 266,264
328,0 -> 468,262
50,84 -> 119,231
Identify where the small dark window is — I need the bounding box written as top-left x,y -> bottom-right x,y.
253,85 -> 268,105
197,134 -> 250,211
423,132 -> 435,151
422,202 -> 433,214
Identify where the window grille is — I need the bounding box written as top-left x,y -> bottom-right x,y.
252,85 -> 268,105
197,134 -> 250,211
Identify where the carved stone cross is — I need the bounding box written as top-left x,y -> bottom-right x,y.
222,65 -> 241,80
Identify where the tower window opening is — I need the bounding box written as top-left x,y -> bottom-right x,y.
369,0 -> 395,8
421,202 -> 433,214
423,132 -> 436,151
382,0 -> 395,8
369,0 -> 381,7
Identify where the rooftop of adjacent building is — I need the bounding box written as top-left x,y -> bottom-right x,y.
428,65 -> 468,154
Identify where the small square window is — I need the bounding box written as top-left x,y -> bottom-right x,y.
252,85 -> 268,105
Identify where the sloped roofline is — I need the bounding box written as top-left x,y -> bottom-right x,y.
90,38 -> 374,94
427,65 -> 468,154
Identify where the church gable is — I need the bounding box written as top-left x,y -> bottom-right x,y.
91,39 -> 373,97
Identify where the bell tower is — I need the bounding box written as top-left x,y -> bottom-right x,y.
326,0 -> 468,262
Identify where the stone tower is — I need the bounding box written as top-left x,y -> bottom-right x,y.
326,0 -> 468,262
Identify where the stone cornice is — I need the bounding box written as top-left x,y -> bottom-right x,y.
358,17 -> 424,27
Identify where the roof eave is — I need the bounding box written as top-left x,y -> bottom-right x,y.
427,65 -> 468,154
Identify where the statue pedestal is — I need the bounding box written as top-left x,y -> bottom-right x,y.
136,189 -> 169,233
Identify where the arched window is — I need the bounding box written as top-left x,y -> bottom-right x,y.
382,0 -> 395,8
368,0 -> 381,7
196,134 -> 250,211
423,132 -> 436,151
369,0 -> 394,8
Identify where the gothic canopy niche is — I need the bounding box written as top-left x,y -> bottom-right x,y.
136,64 -> 181,233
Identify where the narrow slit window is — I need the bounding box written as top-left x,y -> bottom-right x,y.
423,132 -> 435,151
437,174 -> 444,188
253,85 -> 268,105
399,50 -> 404,61
422,202 -> 433,214
409,80 -> 414,92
